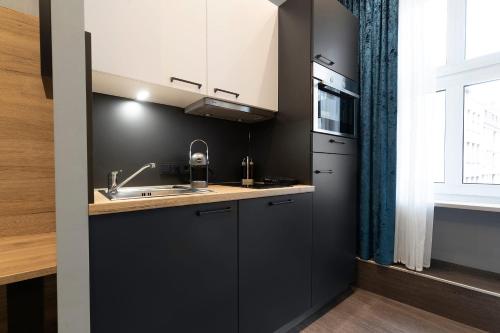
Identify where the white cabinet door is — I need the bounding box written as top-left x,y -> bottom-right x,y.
85,0 -> 207,95
85,0 -> 166,86
207,0 -> 278,111
162,0 -> 207,94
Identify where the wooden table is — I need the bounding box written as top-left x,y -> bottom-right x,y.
0,232 -> 56,286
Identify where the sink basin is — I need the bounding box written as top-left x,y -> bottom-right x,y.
99,185 -> 212,201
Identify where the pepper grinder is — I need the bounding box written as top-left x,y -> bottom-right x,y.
241,156 -> 254,187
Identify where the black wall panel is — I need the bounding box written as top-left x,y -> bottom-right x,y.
92,93 -> 250,187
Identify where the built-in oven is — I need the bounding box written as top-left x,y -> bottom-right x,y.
312,62 -> 359,138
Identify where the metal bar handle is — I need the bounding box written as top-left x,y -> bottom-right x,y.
170,77 -> 202,89
269,199 -> 295,206
189,139 -> 209,164
214,88 -> 240,98
314,54 -> 335,66
197,207 -> 232,216
318,83 -> 342,96
329,139 -> 345,144
314,170 -> 334,174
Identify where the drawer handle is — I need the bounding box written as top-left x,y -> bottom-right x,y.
315,54 -> 335,66
269,199 -> 295,206
214,88 -> 240,98
170,77 -> 202,89
329,139 -> 345,144
196,207 -> 232,216
314,170 -> 334,174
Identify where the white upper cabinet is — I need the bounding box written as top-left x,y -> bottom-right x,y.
207,0 -> 278,111
162,0 -> 207,95
85,0 -> 166,86
85,0 -> 277,111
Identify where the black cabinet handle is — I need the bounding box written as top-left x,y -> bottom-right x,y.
170,77 -> 202,89
315,54 -> 335,66
269,199 -> 295,206
329,139 -> 345,144
214,88 -> 240,98
196,207 -> 232,216
314,170 -> 334,174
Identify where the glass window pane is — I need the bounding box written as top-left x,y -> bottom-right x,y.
463,80 -> 500,184
466,0 -> 500,59
431,0 -> 447,66
429,91 -> 446,183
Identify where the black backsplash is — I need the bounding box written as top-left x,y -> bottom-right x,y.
92,93 -> 251,188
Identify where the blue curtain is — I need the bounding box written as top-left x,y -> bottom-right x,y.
339,0 -> 398,265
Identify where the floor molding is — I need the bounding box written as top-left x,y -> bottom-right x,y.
356,259 -> 500,333
358,258 -> 500,298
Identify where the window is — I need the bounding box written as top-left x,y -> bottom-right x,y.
433,0 -> 500,199
466,0 -> 500,59
463,80 -> 500,184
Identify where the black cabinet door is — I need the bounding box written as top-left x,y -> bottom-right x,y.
239,193 -> 313,333
312,152 -> 357,307
89,202 -> 238,333
312,0 -> 359,81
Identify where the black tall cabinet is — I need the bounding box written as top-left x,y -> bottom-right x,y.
311,135 -> 358,307
254,0 -> 359,311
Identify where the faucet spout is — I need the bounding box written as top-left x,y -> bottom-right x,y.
108,163 -> 156,193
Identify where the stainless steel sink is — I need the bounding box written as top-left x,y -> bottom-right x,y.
99,185 -> 212,201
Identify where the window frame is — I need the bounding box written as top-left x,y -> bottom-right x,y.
434,0 -> 500,200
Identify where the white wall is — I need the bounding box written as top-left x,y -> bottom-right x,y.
52,0 -> 90,331
0,0 -> 38,16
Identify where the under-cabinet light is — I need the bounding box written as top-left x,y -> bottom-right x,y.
136,90 -> 150,101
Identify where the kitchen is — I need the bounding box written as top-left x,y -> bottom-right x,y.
1,0 -> 500,332
85,0 -> 356,331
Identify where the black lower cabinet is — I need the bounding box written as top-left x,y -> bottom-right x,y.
312,153 -> 357,308
89,202 -> 238,333
239,193 -> 313,333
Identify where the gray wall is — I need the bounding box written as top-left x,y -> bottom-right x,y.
432,207 -> 500,274
92,93 -> 251,188
52,0 -> 90,331
0,0 -> 38,16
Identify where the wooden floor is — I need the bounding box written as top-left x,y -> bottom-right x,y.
301,289 -> 484,333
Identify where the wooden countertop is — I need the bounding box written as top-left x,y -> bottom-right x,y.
89,185 -> 315,216
0,233 -> 56,285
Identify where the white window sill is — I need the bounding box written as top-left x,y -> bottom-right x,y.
434,195 -> 500,213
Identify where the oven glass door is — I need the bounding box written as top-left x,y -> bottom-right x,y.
315,82 -> 357,137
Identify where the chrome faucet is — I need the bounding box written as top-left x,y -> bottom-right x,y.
107,163 -> 156,193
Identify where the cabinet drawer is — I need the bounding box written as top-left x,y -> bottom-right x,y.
312,132 -> 357,155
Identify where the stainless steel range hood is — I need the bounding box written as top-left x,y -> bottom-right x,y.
184,98 -> 275,124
